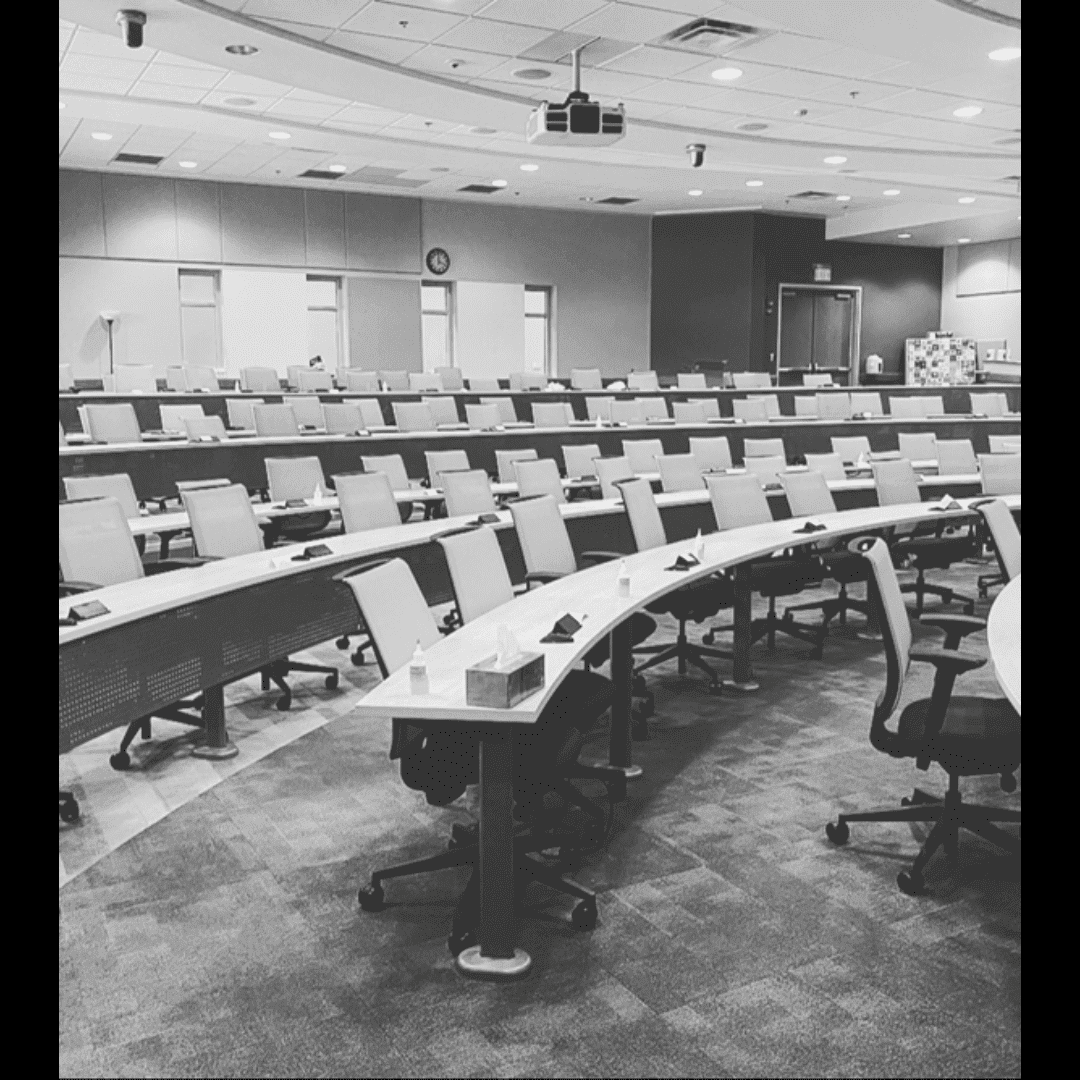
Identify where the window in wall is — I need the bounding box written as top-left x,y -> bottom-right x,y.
421,281 -> 454,371
307,275 -> 343,369
524,285 -> 553,374
178,269 -> 222,368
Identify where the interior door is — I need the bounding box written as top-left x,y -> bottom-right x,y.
812,292 -> 853,373
778,289 -> 814,369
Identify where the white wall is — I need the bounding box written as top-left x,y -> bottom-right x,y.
220,268 -> 308,377
940,239 -> 1021,376
454,282 -> 525,379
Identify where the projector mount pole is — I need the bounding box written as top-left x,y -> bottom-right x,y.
568,44 -> 589,102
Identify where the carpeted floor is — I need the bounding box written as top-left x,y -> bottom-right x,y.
59,563 -> 1020,1078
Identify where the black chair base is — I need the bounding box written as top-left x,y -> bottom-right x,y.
59,790 -> 80,823
336,631 -> 372,666
978,572 -> 1005,598
786,583 -> 870,629
706,596 -> 829,659
260,658 -> 339,710
634,621 -> 731,693
901,569 -> 975,616
826,776 -> 1020,895
110,697 -> 205,771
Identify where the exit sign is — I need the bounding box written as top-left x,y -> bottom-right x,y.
813,264 -> 832,282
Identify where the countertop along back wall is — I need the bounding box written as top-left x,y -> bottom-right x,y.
58,169 -> 651,381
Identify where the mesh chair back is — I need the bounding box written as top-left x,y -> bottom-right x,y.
59,497 -> 144,587
897,432 -> 938,462
59,364 -> 74,391
343,370 -> 380,392
378,371 -> 409,391
859,538 -> 912,714
164,367 -> 188,391
468,377 -> 501,392
850,391 -> 883,416
921,395 -> 945,416
979,453 -> 1021,495
610,399 -> 643,425
620,477 -> 667,552
744,437 -> 785,459
84,403 -> 141,443
872,459 -> 921,505
532,402 -> 573,427
342,559 -> 441,676
439,527 -> 515,624
297,369 -> 333,392
495,448 -> 538,483
226,398 -> 262,429
743,455 -> 786,483
159,404 -> 206,432
637,397 -> 669,420
672,401 -> 707,423
748,393 -> 780,418
816,392 -> 852,420
64,473 -> 141,519
362,455 -> 411,492
732,373 -> 771,389
442,470 -> 497,517
510,495 -> 576,577
435,367 -> 464,391
323,403 -> 364,434
465,403 -> 501,430
184,415 -> 227,440
936,439 -> 978,475
658,453 -> 704,493
425,449 -> 470,485
595,456 -> 634,499
422,396 -> 460,427
354,399 -> 385,428
888,396 -> 924,418
689,436 -> 732,472
781,470 -> 837,516
677,373 -> 706,390
409,372 -> 443,392
182,484 -> 264,558
563,443 -> 601,478
707,473 -> 771,529
732,398 -> 768,422
623,438 -> 664,474
289,396 -> 324,428
253,404 -> 300,437
699,398 -> 721,420
988,435 -> 1021,453
628,371 -> 659,391
831,435 -> 871,463
978,499 -> 1021,580
240,367 -> 280,392
481,397 -> 517,424
793,396 -> 818,417
265,456 -> 326,502
970,391 -> 1006,417
803,453 -> 847,483
802,373 -> 833,387
334,472 -> 400,533
514,458 -> 565,503
392,402 -> 436,432
114,365 -> 157,393
586,396 -> 614,422
571,368 -> 603,390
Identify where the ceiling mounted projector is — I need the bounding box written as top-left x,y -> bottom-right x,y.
527,46 -> 626,147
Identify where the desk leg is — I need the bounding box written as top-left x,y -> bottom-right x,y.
608,620 -> 642,780
723,563 -> 761,693
191,685 -> 238,760
456,731 -> 531,980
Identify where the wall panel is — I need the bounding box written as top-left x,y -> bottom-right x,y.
59,170 -> 106,257
176,179 -> 222,263
346,276 -> 421,372
304,190 -> 346,268
345,193 -> 421,272
220,183 -> 306,266
102,174 -> 178,261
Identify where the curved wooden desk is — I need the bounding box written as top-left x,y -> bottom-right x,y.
988,575 -> 1021,713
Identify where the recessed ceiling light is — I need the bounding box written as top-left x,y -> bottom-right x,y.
823,155 -> 847,165
835,194 -> 851,202
688,189 -> 703,196
268,131 -> 291,140
953,105 -> 983,118
225,44 -> 259,55
223,96 -> 258,108
178,160 -> 197,169
988,47 -> 1021,61
91,132 -> 113,141
897,233 -> 911,239
958,196 -> 976,204
579,196 -> 594,202
957,237 -> 971,244
883,188 -> 900,196
519,163 -> 539,172
328,164 -> 347,173
736,122 -> 769,132
711,67 -> 743,81
491,179 -> 508,188
745,179 -> 764,187
471,127 -> 497,135
514,68 -> 551,80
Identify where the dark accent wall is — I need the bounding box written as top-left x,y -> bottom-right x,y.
652,212 -> 943,380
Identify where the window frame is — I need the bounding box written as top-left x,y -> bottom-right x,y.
177,267 -> 223,369
421,280 -> 455,372
524,284 -> 554,376
305,274 -> 344,369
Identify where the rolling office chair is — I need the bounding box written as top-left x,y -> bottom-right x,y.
637,397 -> 670,421
113,365 -> 157,393
159,404 -> 206,433
988,435 -> 1021,454
59,364 -> 75,391
409,372 -> 443,392
888,396 -> 926,419
495,448 -> 539,483
360,453 -> 411,492
610,400 -> 643,425
825,537 -> 1020,895
63,472 -> 148,555
979,453 -> 1021,496
392,402 -> 436,432
628,371 -> 659,391
513,458 -> 565,502
732,398 -> 769,422
872,460 -> 977,615
378,370 -> 409,391
469,377 -> 502,392
183,415 -> 228,441
816,392 -> 852,420
83,404 -> 142,444
59,497 -> 211,770
225,398 -> 262,430
435,366 -> 463,391
465,403 -> 501,430
352,398 -> 387,429
253,404 -> 301,438
970,392 -> 1008,417
425,449 -> 471,488
793,397 -> 818,418
263,456 -> 335,541
289,396 -> 325,429
297,369 -> 333,392
747,393 -> 781,418
532,402 -> 574,427
698,397 -> 721,420
322,403 -> 365,435
689,436 -> 733,473
181,484 -> 339,709
936,439 -> 978,476
974,498 -> 1021,598
897,432 -> 938,465
518,372 -> 548,391
165,366 -> 218,392
342,370 -> 380,392
803,453 -> 848,482
480,396 -> 519,424
831,436 -> 872,465
240,366 -> 281,392
571,368 -> 603,390
586,396 -> 615,422
422,395 -> 465,428
672,401 -> 707,424
622,438 -> 664,475
595,456 -> 635,499
285,365 -> 307,389
743,437 -> 785,459
441,469 -> 498,518
619,477 -> 732,694
677,373 -> 707,390
704,474 -> 830,658
802,373 -> 833,388
562,443 -> 602,480
732,373 -> 771,389
743,456 -> 788,484
850,391 -> 884,416
657,454 -> 705,493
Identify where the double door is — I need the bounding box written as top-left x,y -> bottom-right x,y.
776,284 -> 861,385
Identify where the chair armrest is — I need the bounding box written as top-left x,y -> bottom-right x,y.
580,550 -> 623,565
144,557 -> 216,575
909,645 -> 986,676
147,494 -> 180,512
919,614 -> 987,650
524,571 -> 566,586
59,580 -> 101,596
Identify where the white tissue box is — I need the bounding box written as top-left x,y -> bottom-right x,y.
466,652 -> 545,708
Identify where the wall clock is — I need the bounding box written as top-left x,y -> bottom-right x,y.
425,247 -> 451,275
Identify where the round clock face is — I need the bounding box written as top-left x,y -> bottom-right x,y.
425,247 -> 451,275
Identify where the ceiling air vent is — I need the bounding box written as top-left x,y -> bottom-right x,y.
789,191 -> 836,200
300,169 -> 343,180
596,197 -> 639,205
459,184 -> 501,194
113,152 -> 163,165
657,18 -> 767,54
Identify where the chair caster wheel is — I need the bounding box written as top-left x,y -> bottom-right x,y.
336,636 -> 350,650
896,870 -> 927,896
706,682 -> 723,697
702,632 -> 715,646
825,820 -> 849,845
276,694 -> 291,711
963,604 -> 975,615
357,883 -> 385,912
447,927 -> 477,957
59,797 -> 80,823
571,900 -> 598,932
1000,773 -> 1017,793
350,650 -> 366,667
326,673 -> 339,690
448,822 -> 478,850
900,796 -> 912,806
631,716 -> 650,742
110,751 -> 131,771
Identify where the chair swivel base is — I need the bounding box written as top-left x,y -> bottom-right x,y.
110,699 -> 204,771
901,573 -> 975,617
455,946 -> 532,980
634,630 -> 731,694
59,791 -> 80,824
192,739 -> 239,761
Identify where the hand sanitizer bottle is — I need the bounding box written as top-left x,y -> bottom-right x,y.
409,641 -> 429,695
617,560 -> 631,598
693,529 -> 705,562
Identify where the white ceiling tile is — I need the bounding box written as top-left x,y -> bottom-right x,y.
388,114 -> 459,133
923,68 -> 1021,106
240,1 -> 367,28
803,77 -> 910,107
565,3 -> 692,43
323,30 -> 426,62
799,106 -> 903,133
401,43 -> 507,78
331,103 -> 409,125
139,63 -> 224,89
122,126 -> 192,156
151,51 -> 226,72
478,0 -> 609,32
621,97 -> 691,120
745,68 -> 842,98
874,114 -> 1000,145
799,45 -> 909,80
670,55 -> 785,88
265,98 -> 344,120
340,1 -> 466,41
432,17 -> 552,55
634,79 -> 727,106
470,59 -> 573,89
868,88 -> 961,116
58,71 -> 139,94
67,27 -> 155,60
257,18 -> 336,43
723,31 -> 835,66
651,105 -> 744,131
570,68 -> 661,98
707,87 -> 801,117
214,71 -> 296,96
200,90 -> 279,112
59,24 -> 75,51
129,83 -> 209,105
61,52 -> 148,80
286,87 -> 351,105
600,45 -> 711,78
